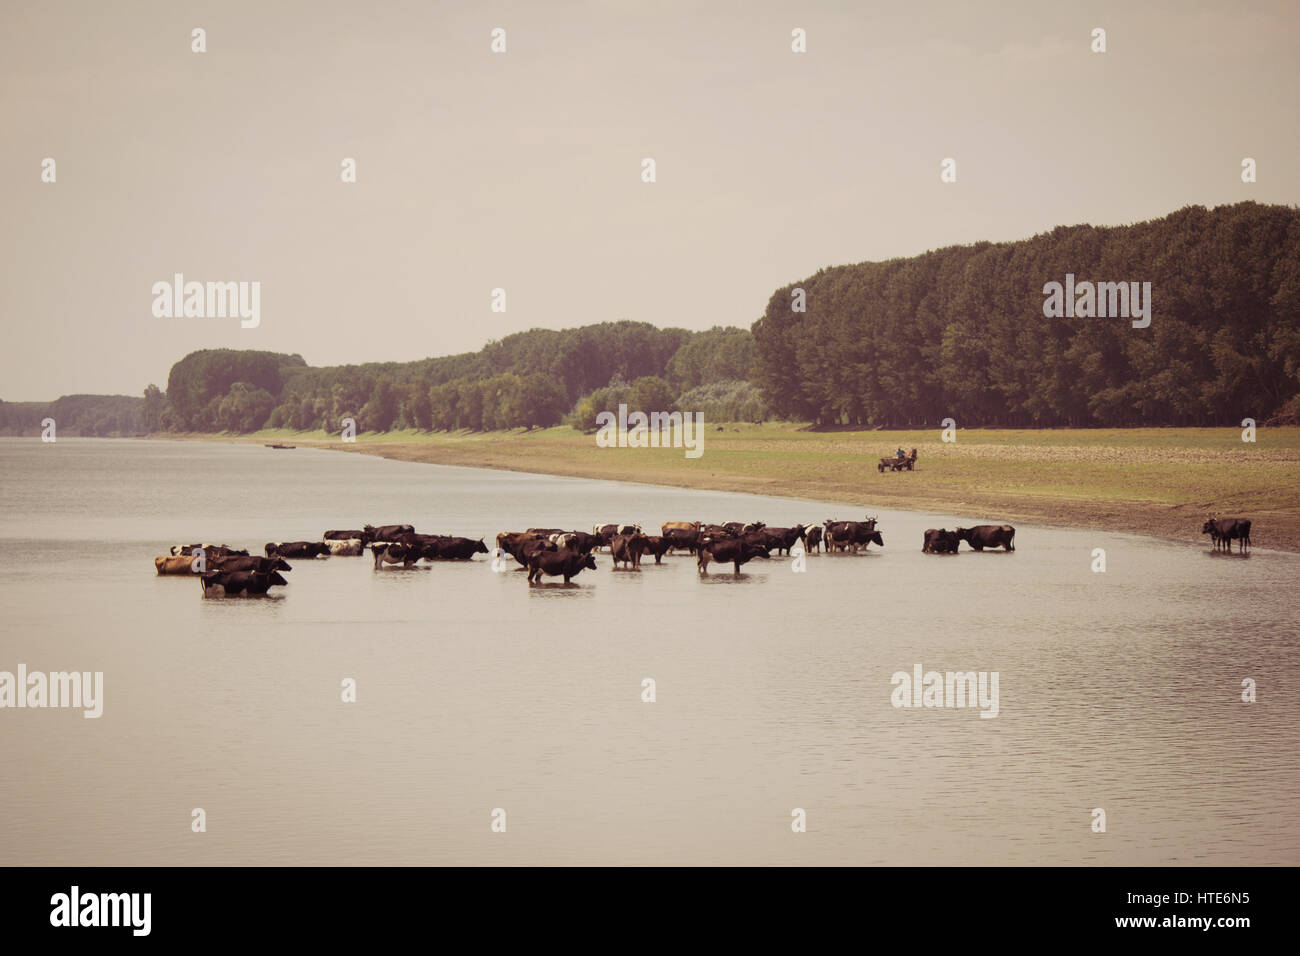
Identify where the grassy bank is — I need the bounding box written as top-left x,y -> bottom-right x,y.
170,424 -> 1300,552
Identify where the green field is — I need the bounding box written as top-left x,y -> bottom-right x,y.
215,423 -> 1300,551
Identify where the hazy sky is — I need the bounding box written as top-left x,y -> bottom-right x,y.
2,0 -> 1297,399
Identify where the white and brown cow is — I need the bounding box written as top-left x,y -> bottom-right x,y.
326,538 -> 365,556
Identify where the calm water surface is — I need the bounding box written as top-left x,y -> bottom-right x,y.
1,438 -> 1297,865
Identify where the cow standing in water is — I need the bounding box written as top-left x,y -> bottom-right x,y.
325,538 -> 365,556
803,526 -> 823,553
759,525 -> 807,556
662,527 -> 702,554
527,550 -> 598,584
1202,517 -> 1251,553
325,529 -> 373,545
923,529 -> 961,553
610,532 -> 651,569
199,570 -> 288,596
824,519 -> 883,553
593,523 -> 641,550
697,535 -> 770,574
429,537 -> 490,560
641,535 -> 673,565
155,555 -> 201,575
364,524 -> 415,542
266,541 -> 330,558
371,542 -> 422,569
955,525 -> 1016,552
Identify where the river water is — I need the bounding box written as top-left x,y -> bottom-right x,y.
1,438 -> 1296,865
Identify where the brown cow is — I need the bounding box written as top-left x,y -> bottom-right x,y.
642,535 -> 673,564
212,555 -> 292,574
593,523 -> 641,549
527,550 -> 598,584
955,525 -> 1016,552
199,569 -> 288,596
497,532 -> 551,566
661,521 -> 702,535
922,529 -> 960,553
610,532 -> 651,569
662,527 -> 702,554
155,555 -> 200,575
697,535 -> 770,574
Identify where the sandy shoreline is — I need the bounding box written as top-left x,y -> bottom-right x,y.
148,429 -> 1300,554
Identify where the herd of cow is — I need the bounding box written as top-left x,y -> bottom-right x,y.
153,514 -> 1254,595
149,516 -> 1028,595
152,523 -> 491,596
499,519 -> 890,580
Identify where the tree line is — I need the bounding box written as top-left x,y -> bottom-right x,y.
0,395 -> 144,437
149,323 -> 763,434
11,201 -> 1297,437
753,201 -> 1300,427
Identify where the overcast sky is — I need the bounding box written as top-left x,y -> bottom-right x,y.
2,0 -> 1297,399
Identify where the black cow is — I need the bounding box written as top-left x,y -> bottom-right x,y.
804,526 -> 823,553
699,524 -> 735,540
722,521 -> 765,535
760,525 -> 807,556
393,534 -> 456,562
922,528 -> 961,554
824,520 -> 883,553
642,535 -> 673,565
212,555 -> 293,573
593,523 -> 641,549
324,529 -> 372,544
364,524 -> 415,542
199,569 -> 288,596
1202,517 -> 1251,553
956,525 -> 1015,552
823,520 -> 858,552
697,536 -> 771,574
265,541 -> 330,558
663,527 -> 701,554
172,543 -> 249,558
430,537 -> 490,560
392,532 -> 446,548
527,550 -> 597,584
661,521 -> 702,537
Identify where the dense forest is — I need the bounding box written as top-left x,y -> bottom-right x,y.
754,202 -> 1300,426
0,395 -> 144,436
7,202 -> 1297,437
150,324 -> 766,434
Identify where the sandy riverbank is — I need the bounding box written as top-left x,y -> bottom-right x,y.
149,424 -> 1300,553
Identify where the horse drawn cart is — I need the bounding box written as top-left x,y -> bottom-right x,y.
878,448 -> 918,472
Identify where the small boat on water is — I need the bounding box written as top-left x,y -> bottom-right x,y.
265,443 -> 296,449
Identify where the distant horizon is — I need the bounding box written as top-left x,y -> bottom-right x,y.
5,0 -> 1298,400
6,198 -> 1292,403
